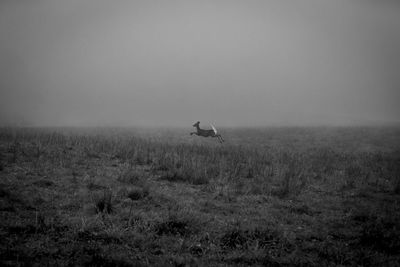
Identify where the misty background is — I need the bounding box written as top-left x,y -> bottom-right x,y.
0,0 -> 399,127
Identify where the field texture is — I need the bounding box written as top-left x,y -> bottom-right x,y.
0,127 -> 399,266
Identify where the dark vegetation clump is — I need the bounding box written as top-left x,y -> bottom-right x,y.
0,186 -> 11,198
0,154 -> 4,171
158,166 -> 209,185
220,227 -> 249,250
127,186 -> 149,201
32,179 -> 54,187
155,219 -> 191,236
76,230 -> 123,245
393,167 -> 400,194
154,212 -> 200,237
94,190 -> 113,214
118,168 -> 144,184
220,224 -> 291,252
159,171 -> 186,183
358,214 -> 400,254
68,245 -> 136,267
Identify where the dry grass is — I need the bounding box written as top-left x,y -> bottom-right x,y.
0,126 -> 399,266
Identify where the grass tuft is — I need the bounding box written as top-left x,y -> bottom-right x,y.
127,186 -> 149,201
154,210 -> 201,237
93,190 -> 113,214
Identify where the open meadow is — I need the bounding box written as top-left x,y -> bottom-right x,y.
0,126 -> 400,266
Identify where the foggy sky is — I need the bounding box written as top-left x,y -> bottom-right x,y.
1,0 -> 399,127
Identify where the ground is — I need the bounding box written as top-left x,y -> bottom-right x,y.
0,127 -> 399,266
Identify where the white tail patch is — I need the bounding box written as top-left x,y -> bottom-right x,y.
210,124 -> 218,135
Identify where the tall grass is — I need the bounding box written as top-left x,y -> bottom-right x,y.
1,126 -> 399,266
1,127 -> 399,196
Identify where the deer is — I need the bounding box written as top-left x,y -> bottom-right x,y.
190,121 -> 224,143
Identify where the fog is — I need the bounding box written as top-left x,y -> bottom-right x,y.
1,0 -> 399,127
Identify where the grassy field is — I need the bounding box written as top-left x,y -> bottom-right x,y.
0,126 -> 399,266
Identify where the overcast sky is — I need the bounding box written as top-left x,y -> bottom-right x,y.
0,0 -> 399,127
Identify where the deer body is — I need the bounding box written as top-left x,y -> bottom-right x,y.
190,121 -> 224,143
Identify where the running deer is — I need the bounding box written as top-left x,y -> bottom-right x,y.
190,121 -> 224,143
